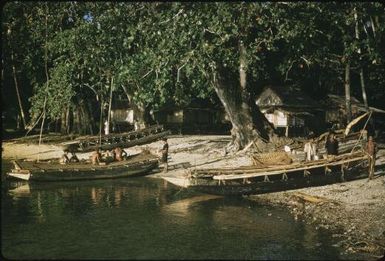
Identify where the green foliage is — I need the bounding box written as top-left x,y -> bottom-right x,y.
2,2 -> 385,132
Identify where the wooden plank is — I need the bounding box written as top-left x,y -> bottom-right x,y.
291,192 -> 330,203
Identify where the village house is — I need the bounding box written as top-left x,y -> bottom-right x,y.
255,85 -> 324,137
152,100 -> 230,134
322,94 -> 369,129
110,98 -> 135,132
322,94 -> 385,137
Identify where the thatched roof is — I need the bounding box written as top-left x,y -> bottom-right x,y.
323,94 -> 365,111
323,94 -> 385,114
256,85 -> 321,109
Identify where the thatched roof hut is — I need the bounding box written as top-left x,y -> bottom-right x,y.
256,85 -> 323,137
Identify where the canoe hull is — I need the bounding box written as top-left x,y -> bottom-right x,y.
164,163 -> 368,196
7,159 -> 159,182
60,125 -> 170,153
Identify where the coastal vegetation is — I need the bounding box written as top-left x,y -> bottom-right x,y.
2,2 -> 385,151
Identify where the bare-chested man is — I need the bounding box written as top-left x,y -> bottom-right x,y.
366,136 -> 378,180
91,148 -> 102,165
59,151 -> 69,164
114,147 -> 127,161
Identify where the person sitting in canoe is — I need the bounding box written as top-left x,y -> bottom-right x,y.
104,149 -> 116,163
91,148 -> 102,165
59,151 -> 69,164
69,152 -> 80,163
114,147 -> 127,161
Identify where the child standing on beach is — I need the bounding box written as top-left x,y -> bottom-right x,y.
160,138 -> 169,173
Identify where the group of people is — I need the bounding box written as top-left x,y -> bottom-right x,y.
91,146 -> 128,165
303,131 -> 378,179
58,138 -> 170,172
303,132 -> 343,161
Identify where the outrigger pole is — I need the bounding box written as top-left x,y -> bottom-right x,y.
37,97 -> 47,163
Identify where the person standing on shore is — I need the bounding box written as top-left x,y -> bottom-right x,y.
325,132 -> 339,158
366,136 -> 377,180
160,138 -> 169,173
304,133 -> 317,161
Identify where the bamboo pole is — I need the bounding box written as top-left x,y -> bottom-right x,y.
344,111 -> 370,136
37,4 -> 50,163
193,151 -> 364,176
37,98 -> 47,162
99,96 -> 103,145
350,111 -> 372,154
11,51 -> 27,128
344,61 -> 352,123
213,154 -> 368,180
106,76 -> 114,135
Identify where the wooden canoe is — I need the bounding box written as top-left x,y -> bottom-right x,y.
163,151 -> 370,196
7,152 -> 159,182
60,125 -> 170,153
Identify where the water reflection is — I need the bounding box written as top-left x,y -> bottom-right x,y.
1,174 -> 346,260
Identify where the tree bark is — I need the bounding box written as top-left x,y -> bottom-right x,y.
212,70 -> 275,152
86,99 -> 94,135
61,107 -> 68,134
344,61 -> 352,123
121,84 -> 151,130
66,106 -> 71,134
210,42 -> 276,152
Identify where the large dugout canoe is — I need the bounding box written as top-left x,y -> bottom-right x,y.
7,152 -> 159,182
163,151 -> 371,196
60,125 -> 170,153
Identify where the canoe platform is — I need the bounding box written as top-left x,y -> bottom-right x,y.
163,151 -> 370,196
7,152 -> 159,181
60,125 -> 170,153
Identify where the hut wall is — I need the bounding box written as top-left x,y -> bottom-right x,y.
111,109 -> 134,124
166,110 -> 184,123
264,111 -> 288,127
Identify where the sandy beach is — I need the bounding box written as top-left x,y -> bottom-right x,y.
2,134 -> 385,257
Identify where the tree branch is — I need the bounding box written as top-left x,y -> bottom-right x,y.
140,69 -> 153,79
177,63 -> 187,82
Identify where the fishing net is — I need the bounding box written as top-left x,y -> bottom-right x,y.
251,151 -> 293,167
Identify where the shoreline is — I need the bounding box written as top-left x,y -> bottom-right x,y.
247,176 -> 385,258
2,135 -> 385,258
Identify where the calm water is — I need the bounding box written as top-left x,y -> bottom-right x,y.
2,160 -> 351,260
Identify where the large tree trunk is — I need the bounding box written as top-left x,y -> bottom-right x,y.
121,85 -> 152,130
354,7 -> 369,110
132,103 -> 153,130
80,99 -> 94,135
210,42 -> 276,152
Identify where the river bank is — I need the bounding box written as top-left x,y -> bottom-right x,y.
2,134 -> 385,258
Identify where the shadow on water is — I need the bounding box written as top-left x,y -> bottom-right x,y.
0,159 -> 358,260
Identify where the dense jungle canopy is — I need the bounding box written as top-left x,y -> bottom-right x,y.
2,2 -> 385,151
